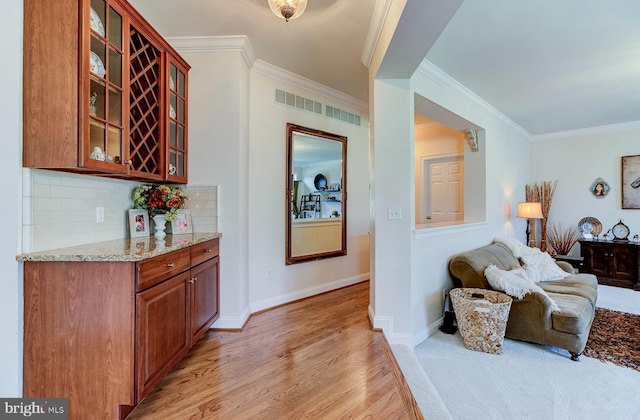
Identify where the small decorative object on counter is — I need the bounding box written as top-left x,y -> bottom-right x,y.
152,214 -> 168,239
633,234 -> 640,244
132,184 -> 188,223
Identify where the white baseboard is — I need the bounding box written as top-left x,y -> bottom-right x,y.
412,317 -> 443,347
250,273 -> 369,314
210,306 -> 251,330
369,305 -> 443,348
212,273 -> 369,330
369,305 -> 414,347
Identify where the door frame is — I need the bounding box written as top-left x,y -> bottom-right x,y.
419,152 -> 463,225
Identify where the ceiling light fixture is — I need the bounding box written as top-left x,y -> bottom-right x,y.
268,0 -> 307,22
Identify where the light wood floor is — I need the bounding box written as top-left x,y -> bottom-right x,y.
128,281 -> 423,419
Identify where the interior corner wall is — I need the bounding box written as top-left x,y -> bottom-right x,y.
180,50 -> 251,327
2,0 -> 23,396
530,127 -> 640,255
370,78 -> 414,341
247,71 -> 370,312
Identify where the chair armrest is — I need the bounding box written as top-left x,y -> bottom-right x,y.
555,261 -> 575,274
510,291 -> 556,330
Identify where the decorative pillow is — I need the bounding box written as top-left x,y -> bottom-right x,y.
493,236 -> 530,258
521,248 -> 570,282
484,264 -> 560,312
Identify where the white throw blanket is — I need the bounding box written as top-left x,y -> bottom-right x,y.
493,236 -> 570,282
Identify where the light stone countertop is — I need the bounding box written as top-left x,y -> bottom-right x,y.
16,233 -> 222,262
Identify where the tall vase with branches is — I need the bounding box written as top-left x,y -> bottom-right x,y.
525,180 -> 558,251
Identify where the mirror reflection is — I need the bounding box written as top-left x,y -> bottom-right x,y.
286,123 -> 347,265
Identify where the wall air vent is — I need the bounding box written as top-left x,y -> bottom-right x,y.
326,105 -> 361,126
275,89 -> 322,115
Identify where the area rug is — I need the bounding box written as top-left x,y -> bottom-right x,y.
584,307 -> 640,372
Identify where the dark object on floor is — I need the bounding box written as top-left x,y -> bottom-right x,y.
583,307 -> 640,372
440,292 -> 458,334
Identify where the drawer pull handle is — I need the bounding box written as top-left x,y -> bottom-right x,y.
167,263 -> 175,268
205,248 -> 212,253
188,277 -> 198,283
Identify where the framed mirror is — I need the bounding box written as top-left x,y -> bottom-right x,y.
286,123 -> 347,265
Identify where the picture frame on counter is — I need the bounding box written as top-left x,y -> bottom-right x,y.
128,209 -> 150,238
170,209 -> 193,234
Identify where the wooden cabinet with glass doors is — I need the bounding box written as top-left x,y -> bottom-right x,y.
167,59 -> 189,182
23,0 -> 190,183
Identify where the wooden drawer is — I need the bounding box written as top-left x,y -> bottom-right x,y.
137,248 -> 191,292
190,238 -> 219,267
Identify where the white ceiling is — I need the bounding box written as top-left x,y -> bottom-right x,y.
130,0 -> 640,137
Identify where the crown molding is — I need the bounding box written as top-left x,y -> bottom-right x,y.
361,0 -> 393,68
163,36 -> 366,113
165,35 -> 256,68
252,60 -> 368,113
416,60 -> 531,138
530,120 -> 640,141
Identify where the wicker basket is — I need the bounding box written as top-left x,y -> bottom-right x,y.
450,288 -> 513,355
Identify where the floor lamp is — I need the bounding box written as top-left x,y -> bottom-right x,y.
516,202 -> 543,247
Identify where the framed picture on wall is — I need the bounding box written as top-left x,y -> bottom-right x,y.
622,155 -> 640,209
590,178 -> 610,199
128,209 -> 150,238
170,209 -> 193,234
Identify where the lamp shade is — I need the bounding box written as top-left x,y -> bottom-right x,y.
516,202 -> 543,219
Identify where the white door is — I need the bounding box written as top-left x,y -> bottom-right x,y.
421,155 -> 464,224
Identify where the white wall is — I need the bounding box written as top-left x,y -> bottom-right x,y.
247,70 -> 371,313
530,127 -> 640,255
180,50 -> 252,327
2,0 -> 23,396
409,69 -> 531,343
369,63 -> 531,346
175,46 -> 371,326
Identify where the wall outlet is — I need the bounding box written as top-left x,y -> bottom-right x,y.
266,269 -> 273,279
388,206 -> 402,220
96,207 -> 105,223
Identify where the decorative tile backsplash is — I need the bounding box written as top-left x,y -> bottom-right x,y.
22,169 -> 219,252
184,185 -> 219,234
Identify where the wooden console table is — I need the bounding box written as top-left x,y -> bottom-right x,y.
579,239 -> 639,290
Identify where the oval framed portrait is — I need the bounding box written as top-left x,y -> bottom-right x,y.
590,177 -> 610,199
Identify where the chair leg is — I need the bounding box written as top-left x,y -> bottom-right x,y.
570,352 -> 580,361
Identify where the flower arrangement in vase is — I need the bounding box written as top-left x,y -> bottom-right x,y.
132,184 -> 188,238
132,184 -> 187,220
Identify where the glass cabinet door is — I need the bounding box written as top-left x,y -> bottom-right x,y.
86,0 -> 125,171
167,60 -> 188,182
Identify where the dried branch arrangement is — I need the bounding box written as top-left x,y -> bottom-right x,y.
546,222 -> 581,255
525,180 -> 558,251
